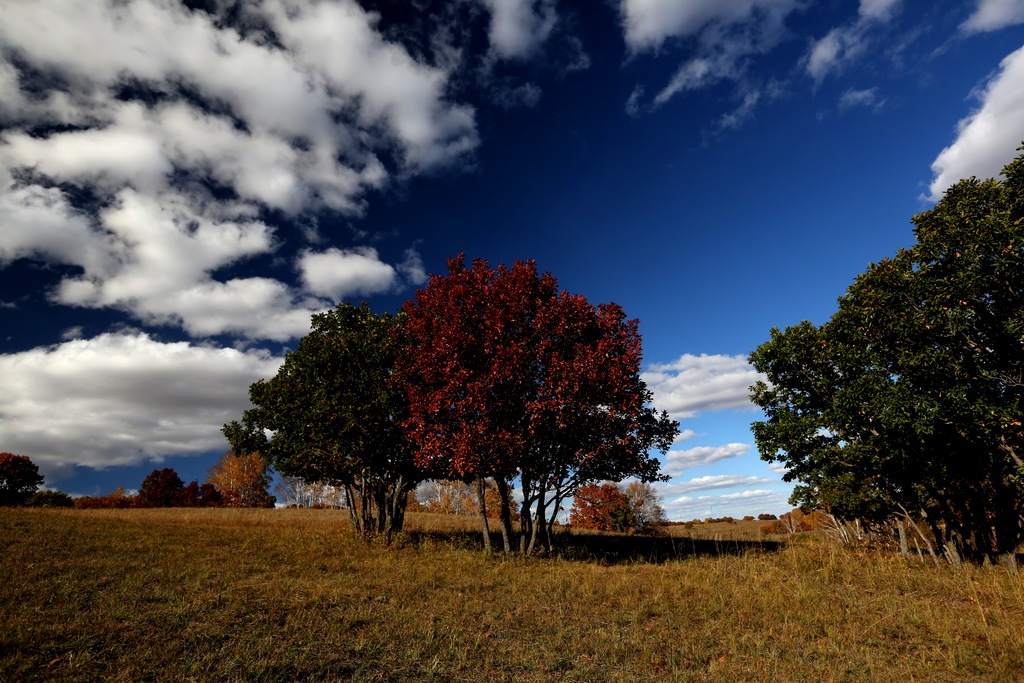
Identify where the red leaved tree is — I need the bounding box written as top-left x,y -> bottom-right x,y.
569,482 -> 633,531
397,256 -> 677,554
569,481 -> 665,532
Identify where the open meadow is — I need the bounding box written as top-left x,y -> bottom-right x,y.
2,508 -> 1022,682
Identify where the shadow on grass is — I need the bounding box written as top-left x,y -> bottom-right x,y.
402,529 -> 783,564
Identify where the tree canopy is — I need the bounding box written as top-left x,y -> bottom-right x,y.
397,256 -> 677,553
207,451 -> 275,508
0,453 -> 44,507
223,302 -> 417,540
750,144 -> 1024,565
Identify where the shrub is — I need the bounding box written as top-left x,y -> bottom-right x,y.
28,490 -> 75,508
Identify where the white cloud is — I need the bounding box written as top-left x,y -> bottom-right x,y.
0,0 -> 478,340
859,0 -> 901,21
807,30 -> 850,83
657,487 -> 790,520
838,87 -> 886,112
479,0 -> 557,59
620,0 -> 790,52
804,1 -> 901,83
663,474 -> 772,495
643,353 -> 764,418
961,0 -> 1024,33
298,247 -> 398,300
620,0 -> 801,113
675,429 -> 701,443
663,442 -> 751,476
0,332 -> 283,472
398,248 -> 429,287
927,45 -> 1024,201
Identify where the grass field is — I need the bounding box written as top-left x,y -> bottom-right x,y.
2,508 -> 1022,682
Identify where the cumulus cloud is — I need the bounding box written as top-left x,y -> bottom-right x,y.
663,443 -> 751,476
643,353 -> 764,419
0,332 -> 283,472
298,247 -> 399,300
0,0 -> 478,340
927,45 -> 1024,201
961,0 -> 1024,33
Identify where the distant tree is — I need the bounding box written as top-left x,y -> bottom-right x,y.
28,489 -> 75,508
275,476 -> 346,508
74,485 -> 137,509
0,453 -> 44,506
397,256 -> 677,554
570,481 -> 665,533
569,483 -> 632,532
621,480 -> 666,529
750,144 -> 1024,565
206,451 -> 275,508
138,468 -> 185,508
224,303 -> 418,541
418,479 -> 477,515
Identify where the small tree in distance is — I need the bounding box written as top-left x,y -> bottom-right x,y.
569,481 -> 665,533
138,468 -> 185,507
207,451 -> 275,508
0,453 -> 44,507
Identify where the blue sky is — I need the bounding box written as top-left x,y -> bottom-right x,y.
2,0 -> 1024,519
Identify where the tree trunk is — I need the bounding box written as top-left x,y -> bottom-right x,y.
896,518 -> 909,560
495,479 -> 515,554
518,476 -> 533,554
476,477 -> 492,555
344,484 -> 363,536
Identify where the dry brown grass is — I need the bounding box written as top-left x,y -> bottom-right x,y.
2,508 -> 1022,681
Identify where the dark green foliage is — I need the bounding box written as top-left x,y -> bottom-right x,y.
27,489 -> 74,508
223,303 -> 417,541
750,144 -> 1024,564
0,453 -> 44,507
138,468 -> 186,508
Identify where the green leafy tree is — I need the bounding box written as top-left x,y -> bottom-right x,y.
750,144 -> 1024,565
0,453 -> 44,507
223,303 -> 417,541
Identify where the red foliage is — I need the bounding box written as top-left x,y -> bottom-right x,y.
396,256 -> 674,549
75,485 -> 138,509
569,483 -> 631,531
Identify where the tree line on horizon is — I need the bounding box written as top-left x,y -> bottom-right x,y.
0,450 -> 275,510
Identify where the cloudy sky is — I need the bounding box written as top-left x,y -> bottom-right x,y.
2,0 -> 1023,519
